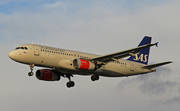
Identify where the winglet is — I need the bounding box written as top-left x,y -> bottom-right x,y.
155,42 -> 158,47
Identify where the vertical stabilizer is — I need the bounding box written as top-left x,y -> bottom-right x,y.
127,36 -> 152,65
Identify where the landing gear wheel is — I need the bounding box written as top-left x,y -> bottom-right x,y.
91,76 -> 95,81
91,74 -> 99,81
28,64 -> 34,76
28,72 -> 34,76
65,74 -> 75,88
70,81 -> 75,87
66,81 -> 75,88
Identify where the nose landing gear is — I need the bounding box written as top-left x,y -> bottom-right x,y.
28,64 -> 34,76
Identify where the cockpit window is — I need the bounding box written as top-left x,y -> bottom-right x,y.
15,47 -> 28,50
15,47 -> 20,50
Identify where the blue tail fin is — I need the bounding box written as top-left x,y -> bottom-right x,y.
127,36 -> 152,65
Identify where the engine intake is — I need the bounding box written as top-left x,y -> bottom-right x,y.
36,69 -> 60,81
73,58 -> 95,70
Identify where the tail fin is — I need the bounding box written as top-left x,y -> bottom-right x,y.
127,36 -> 152,65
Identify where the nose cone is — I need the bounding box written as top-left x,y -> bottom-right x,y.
9,51 -> 15,60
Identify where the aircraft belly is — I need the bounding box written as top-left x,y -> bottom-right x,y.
97,62 -> 147,77
99,69 -> 124,77
98,63 -> 128,77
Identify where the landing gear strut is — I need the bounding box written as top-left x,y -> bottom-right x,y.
28,64 -> 34,76
66,74 -> 75,88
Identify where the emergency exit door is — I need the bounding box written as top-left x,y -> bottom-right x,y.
130,62 -> 134,72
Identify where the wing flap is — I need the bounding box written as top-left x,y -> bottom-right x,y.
142,61 -> 173,69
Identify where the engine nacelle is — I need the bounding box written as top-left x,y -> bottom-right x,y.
36,69 -> 60,81
73,58 -> 96,70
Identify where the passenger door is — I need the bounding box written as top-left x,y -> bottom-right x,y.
33,45 -> 40,56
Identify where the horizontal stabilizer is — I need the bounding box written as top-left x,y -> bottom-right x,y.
142,61 -> 173,69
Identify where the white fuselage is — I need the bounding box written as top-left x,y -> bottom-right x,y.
9,44 -> 155,77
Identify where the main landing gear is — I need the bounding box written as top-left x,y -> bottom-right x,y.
28,64 -> 34,76
91,74 -> 99,81
66,74 -> 75,88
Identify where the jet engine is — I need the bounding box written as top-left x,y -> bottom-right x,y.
73,58 -> 96,70
36,69 -> 60,81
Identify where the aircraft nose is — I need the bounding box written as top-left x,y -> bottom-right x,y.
8,51 -> 15,59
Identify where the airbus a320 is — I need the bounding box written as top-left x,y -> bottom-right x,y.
9,36 -> 172,88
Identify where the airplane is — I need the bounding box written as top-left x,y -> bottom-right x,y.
8,36 -> 172,88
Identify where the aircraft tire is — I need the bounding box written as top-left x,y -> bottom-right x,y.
91,74 -> 99,81
91,76 -> 95,81
28,72 -> 34,76
66,81 -> 75,88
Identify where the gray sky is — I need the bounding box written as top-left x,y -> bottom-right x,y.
0,0 -> 180,111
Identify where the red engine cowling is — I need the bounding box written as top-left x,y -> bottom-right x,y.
36,69 -> 60,81
73,58 -> 95,70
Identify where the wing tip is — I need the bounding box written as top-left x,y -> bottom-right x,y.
167,61 -> 173,63
155,42 -> 159,47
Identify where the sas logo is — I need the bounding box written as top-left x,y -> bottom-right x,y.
133,54 -> 148,62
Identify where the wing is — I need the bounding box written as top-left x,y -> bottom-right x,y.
91,42 -> 158,64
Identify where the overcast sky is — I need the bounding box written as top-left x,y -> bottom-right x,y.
0,0 -> 180,111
